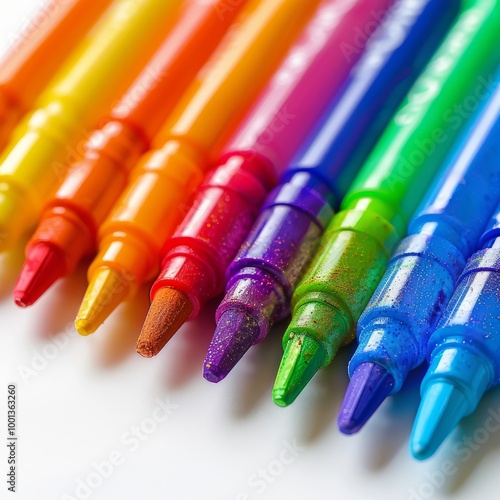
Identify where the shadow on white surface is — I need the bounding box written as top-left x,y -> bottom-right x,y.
160,296 -> 218,390
439,386 -> 500,495
93,283 -> 153,367
362,364 -> 426,472
297,343 -> 352,444
227,318 -> 286,419
1,249 -> 500,499
31,258 -> 90,339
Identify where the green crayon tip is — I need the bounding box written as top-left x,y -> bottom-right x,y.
273,299 -> 350,407
273,334 -> 326,407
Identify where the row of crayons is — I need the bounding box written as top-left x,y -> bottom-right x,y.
1,0 -> 499,460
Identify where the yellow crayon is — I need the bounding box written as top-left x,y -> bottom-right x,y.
0,0 -> 182,250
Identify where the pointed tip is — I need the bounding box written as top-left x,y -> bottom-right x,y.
338,362 -> 395,435
14,298 -> 28,309
136,340 -> 156,358
203,309 -> 261,383
410,381 -> 468,460
272,334 -> 326,407
202,367 -> 224,384
75,318 -> 94,336
76,267 -> 131,335
14,242 -> 66,307
136,287 -> 193,358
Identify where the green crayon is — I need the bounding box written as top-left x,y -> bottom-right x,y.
273,0 -> 500,407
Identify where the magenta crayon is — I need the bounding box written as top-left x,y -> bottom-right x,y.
136,0 -> 397,358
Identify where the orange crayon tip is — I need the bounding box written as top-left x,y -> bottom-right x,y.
14,242 -> 66,307
136,287 -> 193,358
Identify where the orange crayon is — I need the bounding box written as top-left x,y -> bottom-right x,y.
14,0 -> 247,307
0,0 -> 113,151
75,0 -> 322,335
0,0 -> 182,251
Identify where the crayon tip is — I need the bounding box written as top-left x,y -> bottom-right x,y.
338,362 -> 395,435
74,319 -> 94,337
75,267 -> 131,336
203,309 -> 260,383
410,381 -> 469,460
14,242 -> 66,307
272,334 -> 326,407
136,287 -> 193,357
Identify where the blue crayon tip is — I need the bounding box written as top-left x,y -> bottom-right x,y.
410,347 -> 492,459
410,381 -> 467,460
338,362 -> 395,435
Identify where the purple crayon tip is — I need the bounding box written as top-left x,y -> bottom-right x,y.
338,362 -> 395,435
203,309 -> 260,383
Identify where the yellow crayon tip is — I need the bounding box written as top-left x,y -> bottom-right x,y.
75,319 -> 94,337
75,267 -> 132,335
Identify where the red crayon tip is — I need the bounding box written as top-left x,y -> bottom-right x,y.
14,242 -> 67,307
137,287 -> 193,358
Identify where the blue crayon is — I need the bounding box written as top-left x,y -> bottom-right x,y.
203,0 -> 459,382
411,200 -> 500,459
338,68 -> 500,436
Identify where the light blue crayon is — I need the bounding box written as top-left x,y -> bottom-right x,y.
411,198 -> 500,459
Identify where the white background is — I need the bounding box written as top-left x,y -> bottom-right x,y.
1,2 -> 500,500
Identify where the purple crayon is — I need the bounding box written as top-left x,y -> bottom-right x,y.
204,0 -> 458,382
